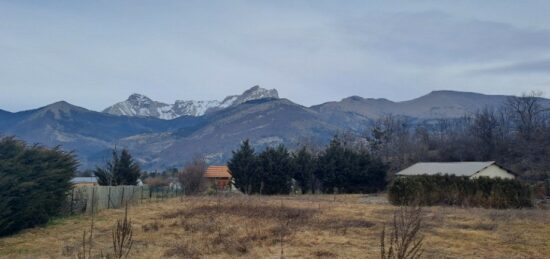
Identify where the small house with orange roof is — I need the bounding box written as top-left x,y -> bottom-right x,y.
204,165 -> 233,190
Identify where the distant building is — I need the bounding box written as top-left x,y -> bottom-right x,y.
204,166 -> 233,190
71,176 -> 98,187
396,161 -> 515,179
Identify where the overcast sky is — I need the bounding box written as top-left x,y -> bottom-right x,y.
1,0 -> 550,112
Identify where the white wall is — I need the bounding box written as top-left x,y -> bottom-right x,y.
470,164 -> 515,179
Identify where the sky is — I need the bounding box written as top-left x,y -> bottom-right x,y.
1,0 -> 550,112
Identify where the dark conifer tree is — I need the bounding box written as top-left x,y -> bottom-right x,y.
94,148 -> 141,186
227,139 -> 259,194
291,147 -> 318,194
116,149 -> 141,185
258,145 -> 292,195
316,137 -> 346,193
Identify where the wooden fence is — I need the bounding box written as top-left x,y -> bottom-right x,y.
67,185 -> 181,215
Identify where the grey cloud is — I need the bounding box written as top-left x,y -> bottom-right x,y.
1,2 -> 550,111
340,11 -> 550,65
470,59 -> 550,75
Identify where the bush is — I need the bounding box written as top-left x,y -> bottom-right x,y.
0,137 -> 78,236
388,175 -> 532,209
178,157 -> 207,195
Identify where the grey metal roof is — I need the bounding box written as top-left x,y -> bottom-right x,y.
396,161 -> 496,177
71,177 -> 98,184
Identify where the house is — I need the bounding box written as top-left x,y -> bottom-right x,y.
204,165 -> 233,190
396,161 -> 515,179
71,176 -> 98,187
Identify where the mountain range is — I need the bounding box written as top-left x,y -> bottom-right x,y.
1,86 -> 548,170
103,85 -> 279,119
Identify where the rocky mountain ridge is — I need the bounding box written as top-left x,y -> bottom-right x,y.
103,85 -> 279,119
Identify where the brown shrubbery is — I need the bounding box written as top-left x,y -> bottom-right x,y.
380,206 -> 425,259
177,157 -> 207,195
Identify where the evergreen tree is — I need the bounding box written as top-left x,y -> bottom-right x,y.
316,137 -> 346,193
94,148 -> 141,186
316,136 -> 387,193
116,149 -> 141,185
258,145 -> 293,194
0,137 -> 77,236
227,140 -> 259,194
291,147 -> 317,194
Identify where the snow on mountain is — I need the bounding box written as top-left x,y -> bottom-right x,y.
219,85 -> 279,108
103,94 -> 178,119
173,100 -> 221,117
103,85 -> 279,119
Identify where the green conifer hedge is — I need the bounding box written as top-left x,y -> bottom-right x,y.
0,137 -> 78,236
388,175 -> 532,208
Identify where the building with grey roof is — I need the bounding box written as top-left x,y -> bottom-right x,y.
395,161 -> 515,179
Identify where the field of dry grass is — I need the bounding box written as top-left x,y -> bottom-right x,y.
1,194 -> 549,258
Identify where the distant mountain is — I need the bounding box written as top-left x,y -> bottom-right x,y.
2,90 -> 548,170
0,101 -> 202,168
103,85 -> 279,119
118,98 -> 339,169
312,90 -> 512,119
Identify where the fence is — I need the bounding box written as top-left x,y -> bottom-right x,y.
67,185 -> 181,215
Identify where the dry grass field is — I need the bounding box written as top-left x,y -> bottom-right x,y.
1,194 -> 549,258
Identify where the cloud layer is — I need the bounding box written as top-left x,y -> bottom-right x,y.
0,1 -> 549,112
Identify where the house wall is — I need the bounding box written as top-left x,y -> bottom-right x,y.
205,177 -> 232,190
470,165 -> 515,179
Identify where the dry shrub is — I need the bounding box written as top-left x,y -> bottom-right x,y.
112,205 -> 134,258
380,206 -> 424,259
162,201 -> 317,222
141,221 -> 163,232
453,222 -> 497,231
313,249 -> 337,258
320,218 -> 375,234
164,242 -> 201,258
161,197 -> 320,257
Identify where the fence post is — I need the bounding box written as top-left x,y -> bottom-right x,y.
70,188 -> 74,215
141,186 -> 144,204
107,186 -> 111,209
545,178 -> 550,197
120,187 -> 125,208
131,188 -> 135,205
90,186 -> 96,215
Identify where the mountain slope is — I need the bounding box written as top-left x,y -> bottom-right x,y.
103,85 -> 279,119
118,98 -> 340,169
0,101 -> 202,167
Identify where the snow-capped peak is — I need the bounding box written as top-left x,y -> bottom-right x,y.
127,93 -> 153,104
103,86 -> 279,119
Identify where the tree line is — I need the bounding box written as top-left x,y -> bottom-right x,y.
228,137 -> 387,195
363,92 -> 550,181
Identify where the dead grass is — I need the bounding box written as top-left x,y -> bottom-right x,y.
1,194 -> 549,258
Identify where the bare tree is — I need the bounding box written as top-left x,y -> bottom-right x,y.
470,107 -> 499,160
178,156 -> 207,195
505,91 -> 546,141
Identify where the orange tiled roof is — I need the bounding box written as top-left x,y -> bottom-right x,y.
204,165 -> 232,178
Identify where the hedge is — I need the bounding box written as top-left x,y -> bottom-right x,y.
388,175 -> 533,209
0,137 -> 78,236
